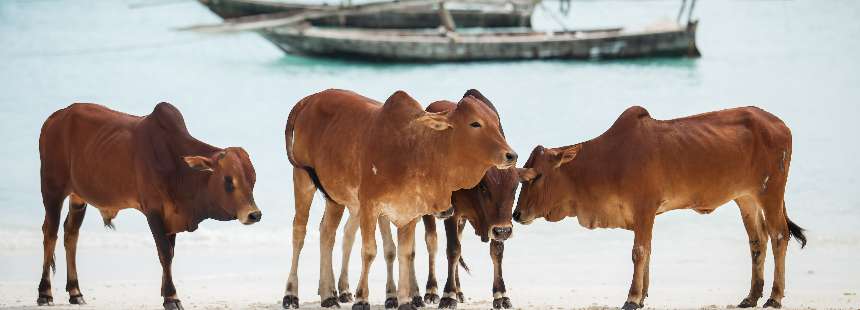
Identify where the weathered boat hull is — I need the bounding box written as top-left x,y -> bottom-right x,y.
261,21 -> 701,62
198,0 -> 532,28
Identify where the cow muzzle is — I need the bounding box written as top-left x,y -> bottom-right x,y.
239,208 -> 262,225
496,151 -> 518,169
434,207 -> 455,219
490,226 -> 513,241
512,210 -> 533,225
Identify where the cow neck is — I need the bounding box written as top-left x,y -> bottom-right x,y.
435,136 -> 488,193
167,133 -> 224,231
558,141 -> 598,221
400,126 -> 454,187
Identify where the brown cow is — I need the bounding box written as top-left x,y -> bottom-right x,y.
422,99 -> 518,309
38,102 -> 261,310
334,98 -> 520,309
514,106 -> 806,310
423,165 -> 519,310
282,89 -> 516,310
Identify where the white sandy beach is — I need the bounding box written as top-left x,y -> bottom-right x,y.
1,216 -> 858,310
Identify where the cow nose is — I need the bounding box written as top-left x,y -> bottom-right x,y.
512,210 -> 522,223
492,227 -> 512,240
505,152 -> 517,163
248,210 -> 262,223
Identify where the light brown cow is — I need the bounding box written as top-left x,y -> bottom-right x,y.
333,98 -> 519,310
514,106 -> 806,310
282,89 -> 516,310
38,102 -> 261,310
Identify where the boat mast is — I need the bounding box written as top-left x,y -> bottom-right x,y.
677,0 -> 697,25
437,1 -> 457,31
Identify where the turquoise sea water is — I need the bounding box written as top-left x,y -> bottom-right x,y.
1,0 -> 859,307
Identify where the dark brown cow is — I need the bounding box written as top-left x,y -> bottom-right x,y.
422,165 -> 519,310
514,106 -> 806,310
38,102 -> 261,310
282,89 -> 516,310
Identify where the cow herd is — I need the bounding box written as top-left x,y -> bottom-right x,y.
35,89 -> 806,310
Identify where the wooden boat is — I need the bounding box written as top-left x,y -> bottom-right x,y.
258,20 -> 701,61
197,0 -> 533,28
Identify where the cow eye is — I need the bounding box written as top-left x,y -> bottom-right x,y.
224,176 -> 235,193
470,122 -> 481,128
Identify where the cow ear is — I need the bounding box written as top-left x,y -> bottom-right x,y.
554,145 -> 581,168
183,156 -> 214,172
517,168 -> 537,182
414,111 -> 452,131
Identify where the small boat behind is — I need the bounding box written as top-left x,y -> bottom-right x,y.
260,20 -> 700,62
197,0 -> 534,29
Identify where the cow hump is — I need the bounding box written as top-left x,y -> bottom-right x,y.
148,102 -> 190,135
381,90 -> 424,121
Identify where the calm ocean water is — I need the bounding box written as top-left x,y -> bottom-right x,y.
1,0 -> 859,306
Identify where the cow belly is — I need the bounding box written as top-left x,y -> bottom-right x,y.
67,127 -> 139,208
658,194 -> 740,216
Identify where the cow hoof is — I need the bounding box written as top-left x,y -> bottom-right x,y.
322,297 -> 341,308
163,299 -> 184,310
456,292 -> 464,303
424,293 -> 440,304
352,301 -> 371,310
737,297 -> 758,308
412,296 -> 426,308
36,295 -> 53,306
385,297 -> 398,309
339,292 -> 354,303
621,301 -> 642,310
438,297 -> 457,309
493,297 -> 512,309
398,304 -> 418,310
282,295 -> 299,309
69,294 -> 86,305
763,298 -> 782,308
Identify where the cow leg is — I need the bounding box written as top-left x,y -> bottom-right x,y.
37,191 -> 65,306
439,217 -> 461,309
736,196 -> 769,308
396,218 -> 419,310
490,240 -> 511,309
284,169 -> 316,309
146,215 -> 182,310
64,195 -> 88,305
320,200 -> 346,308
422,215 -> 440,304
760,195 -> 790,309
338,213 -> 359,303
378,216 -> 399,309
623,214 -> 655,310
353,208 -> 379,310
408,231 -> 424,308
455,219 -> 466,303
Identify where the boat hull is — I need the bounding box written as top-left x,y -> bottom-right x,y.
199,0 -> 532,28
261,21 -> 701,62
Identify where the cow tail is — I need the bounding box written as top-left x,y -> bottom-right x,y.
784,201 -> 807,248
458,256 -> 471,275
285,98 -> 304,168
285,98 -> 334,201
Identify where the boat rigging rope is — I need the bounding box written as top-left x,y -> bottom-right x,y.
539,2 -> 569,31
558,0 -> 571,16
